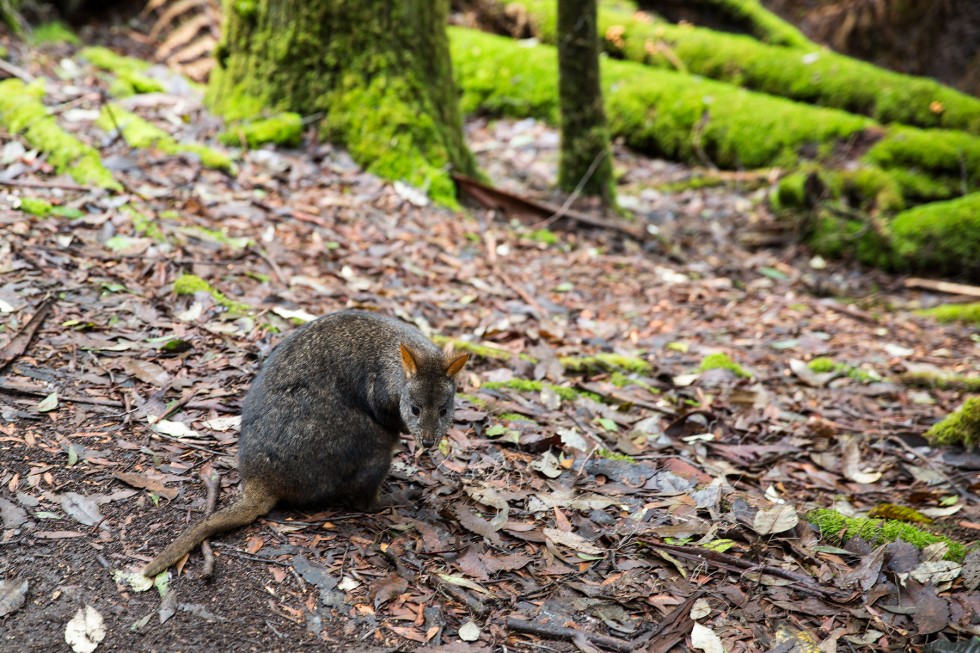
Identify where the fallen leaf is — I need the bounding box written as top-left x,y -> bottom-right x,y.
37,392 -> 59,413
691,622 -> 725,653
61,492 -> 104,527
841,437 -> 882,484
65,605 -> 106,653
543,528 -> 604,556
752,504 -> 799,535
112,472 -> 178,500
151,419 -> 200,439
0,579 -> 28,617
0,497 -> 28,528
458,620 -> 480,642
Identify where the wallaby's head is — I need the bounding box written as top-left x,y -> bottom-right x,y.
399,343 -> 469,448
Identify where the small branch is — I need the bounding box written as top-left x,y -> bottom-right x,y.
0,58 -> 33,82
0,178 -> 90,192
0,298 -> 53,373
506,617 -> 637,653
904,277 -> 980,298
0,380 -> 123,408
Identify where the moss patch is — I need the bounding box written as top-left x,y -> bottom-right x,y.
0,79 -> 120,190
916,302 -> 980,326
96,104 -> 235,173
899,372 -> 980,393
451,27 -> 871,170
218,112 -> 304,148
28,21 -> 79,46
698,352 -> 751,378
561,353 -> 651,374
18,197 -> 53,216
81,46 -> 167,97
481,378 -> 600,403
807,357 -> 879,383
806,508 -> 965,561
172,273 -> 250,313
431,336 -> 536,362
889,193 -> 980,278
925,397 -> 980,450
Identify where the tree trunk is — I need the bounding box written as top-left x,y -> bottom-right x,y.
207,0 -> 475,204
557,0 -> 614,205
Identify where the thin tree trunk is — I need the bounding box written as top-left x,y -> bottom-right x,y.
557,0 -> 614,205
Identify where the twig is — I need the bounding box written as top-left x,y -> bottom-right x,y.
904,277 -> 980,298
506,617 -> 636,653
0,380 -> 123,408
434,575 -> 487,617
0,178 -> 90,191
533,147 -> 609,230
483,229 -> 547,321
0,298 -> 53,372
0,58 -> 33,82
200,469 -> 221,577
251,248 -> 289,287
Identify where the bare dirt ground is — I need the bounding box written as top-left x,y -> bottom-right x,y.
1,18 -> 978,653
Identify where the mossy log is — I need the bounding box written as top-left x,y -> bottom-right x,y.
639,0 -> 812,49
504,0 -> 980,134
208,0 -> 476,205
451,27 -> 871,169
0,78 -> 119,190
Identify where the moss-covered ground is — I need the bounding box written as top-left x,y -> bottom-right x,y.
96,104 -> 235,173
924,397 -> 980,450
0,79 -> 120,190
806,508 -> 965,561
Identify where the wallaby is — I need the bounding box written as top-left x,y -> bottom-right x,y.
142,309 -> 469,577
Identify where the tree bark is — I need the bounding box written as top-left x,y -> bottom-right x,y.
557,0 -> 614,204
208,0 -> 475,204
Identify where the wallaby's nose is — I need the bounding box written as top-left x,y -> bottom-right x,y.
420,434 -> 437,447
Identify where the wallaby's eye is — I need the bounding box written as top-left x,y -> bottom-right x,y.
439,408 -> 447,417
411,405 -> 420,416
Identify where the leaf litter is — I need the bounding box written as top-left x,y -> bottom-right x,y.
0,14 -> 978,653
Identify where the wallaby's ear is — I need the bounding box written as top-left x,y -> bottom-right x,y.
445,352 -> 469,378
400,343 -> 418,377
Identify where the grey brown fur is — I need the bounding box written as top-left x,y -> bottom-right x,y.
142,310 -> 468,577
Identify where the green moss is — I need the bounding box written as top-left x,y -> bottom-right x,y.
525,228 -> 560,246
18,197 -> 53,216
125,205 -> 167,243
916,302 -> 980,326
498,412 -> 535,423
925,398 -> 980,450
807,357 -> 879,383
899,372 -> 980,393
81,47 -> 166,96
561,353 -> 651,374
172,273 -> 250,313
28,21 -> 79,45
806,508 -> 965,561
866,127 -> 980,191
0,79 -> 120,191
451,27 -> 871,171
179,225 -> 252,250
481,378 -> 600,403
806,210 -> 893,269
456,393 -> 488,407
218,112 -> 304,148
431,336 -> 536,362
771,171 -> 808,210
96,104 -> 235,173
597,448 -> 635,463
512,0 -> 979,134
889,193 -> 980,277
698,352 -> 751,378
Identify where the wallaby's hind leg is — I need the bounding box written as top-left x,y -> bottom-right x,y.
347,460 -> 391,511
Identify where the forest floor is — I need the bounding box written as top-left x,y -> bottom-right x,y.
1,19 -> 979,653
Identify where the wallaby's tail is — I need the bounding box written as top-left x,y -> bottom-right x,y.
142,482 -> 277,577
